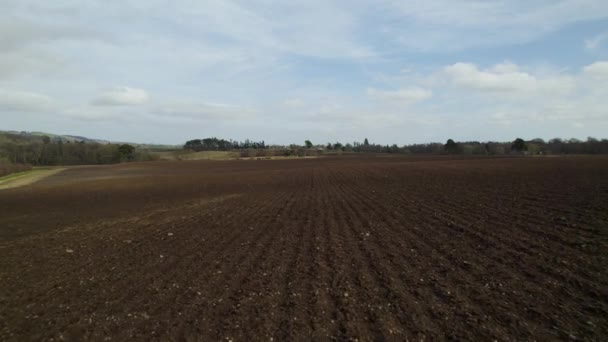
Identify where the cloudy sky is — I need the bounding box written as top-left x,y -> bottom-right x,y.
1,0 -> 608,145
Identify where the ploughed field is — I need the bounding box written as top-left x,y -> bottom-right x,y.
1,155 -> 607,341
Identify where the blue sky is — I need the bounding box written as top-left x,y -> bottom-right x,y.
1,0 -> 607,145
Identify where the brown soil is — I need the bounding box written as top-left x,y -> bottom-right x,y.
1,155 -> 607,341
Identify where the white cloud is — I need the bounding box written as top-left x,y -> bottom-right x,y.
381,0 -> 608,51
443,62 -> 575,95
173,0 -> 373,59
583,61 -> 608,78
585,32 -> 608,50
367,87 -> 432,105
282,98 -> 305,107
307,106 -> 403,129
0,18 -> 106,51
150,101 -> 256,121
0,17 -> 110,80
0,49 -> 66,79
92,87 -> 149,106
424,60 -> 608,131
62,107 -> 125,121
0,89 -> 56,112
444,62 -> 533,91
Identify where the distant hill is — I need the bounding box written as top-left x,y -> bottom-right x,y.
0,130 -> 178,150
27,131 -> 113,144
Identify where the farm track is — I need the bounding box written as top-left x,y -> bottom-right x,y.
0,155 -> 607,341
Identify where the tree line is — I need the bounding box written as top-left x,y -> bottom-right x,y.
185,136 -> 608,155
4,132 -> 607,178
0,132 -> 157,177
436,137 -> 608,155
184,138 -> 266,151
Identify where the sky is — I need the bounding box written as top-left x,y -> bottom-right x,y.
1,0 -> 608,145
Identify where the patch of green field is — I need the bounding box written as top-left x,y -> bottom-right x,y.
0,170 -> 36,183
0,167 -> 53,182
152,150 -> 240,161
182,151 -> 240,160
0,167 -> 66,190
